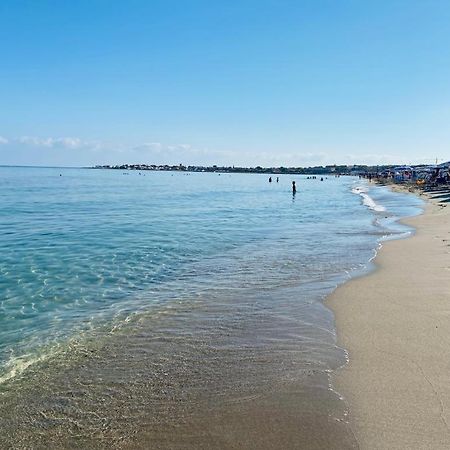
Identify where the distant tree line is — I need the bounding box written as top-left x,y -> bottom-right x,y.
93,163 -> 400,175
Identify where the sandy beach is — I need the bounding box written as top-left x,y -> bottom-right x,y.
328,191 -> 450,449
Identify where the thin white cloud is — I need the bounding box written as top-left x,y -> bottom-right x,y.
246,151 -> 327,167
135,142 -> 194,153
16,136 -> 103,150
56,137 -> 83,149
11,135 -> 423,167
0,136 -> 8,145
129,143 -> 330,167
342,153 -> 409,166
134,142 -> 163,152
8,136 -> 329,166
18,136 -> 54,147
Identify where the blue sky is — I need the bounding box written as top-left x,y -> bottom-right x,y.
1,0 -> 449,167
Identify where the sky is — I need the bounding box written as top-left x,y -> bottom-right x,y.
1,0 -> 449,167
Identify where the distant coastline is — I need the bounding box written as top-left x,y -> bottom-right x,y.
92,163 -> 402,175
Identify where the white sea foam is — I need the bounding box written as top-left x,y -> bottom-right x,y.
0,352 -> 51,385
352,186 -> 386,212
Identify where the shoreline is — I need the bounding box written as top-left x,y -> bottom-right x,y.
328,189 -> 450,449
0,178 -> 440,449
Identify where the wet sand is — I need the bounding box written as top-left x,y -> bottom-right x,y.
0,286 -> 357,449
328,191 -> 450,449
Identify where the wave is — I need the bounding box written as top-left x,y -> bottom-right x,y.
0,351 -> 54,385
352,185 -> 386,212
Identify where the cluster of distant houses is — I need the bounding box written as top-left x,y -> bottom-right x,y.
93,163 -> 363,175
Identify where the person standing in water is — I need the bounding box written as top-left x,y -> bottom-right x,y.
269,176 -> 272,183
276,177 -> 279,183
292,181 -> 296,194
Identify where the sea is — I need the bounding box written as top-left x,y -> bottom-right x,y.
0,167 -> 423,448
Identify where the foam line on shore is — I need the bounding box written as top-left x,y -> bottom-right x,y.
352,185 -> 386,212
328,189 -> 450,449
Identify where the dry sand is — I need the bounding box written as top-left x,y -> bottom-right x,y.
328,191 -> 450,449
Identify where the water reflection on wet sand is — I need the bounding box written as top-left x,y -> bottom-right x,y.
0,287 -> 356,449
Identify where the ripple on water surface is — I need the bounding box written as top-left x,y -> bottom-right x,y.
0,168 -> 423,447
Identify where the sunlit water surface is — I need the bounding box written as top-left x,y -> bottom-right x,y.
0,167 -> 423,447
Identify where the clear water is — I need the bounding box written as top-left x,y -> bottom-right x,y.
0,168 -> 421,450
0,168 -> 422,382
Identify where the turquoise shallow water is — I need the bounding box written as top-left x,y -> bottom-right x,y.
0,167 -> 425,447
0,167 -> 422,384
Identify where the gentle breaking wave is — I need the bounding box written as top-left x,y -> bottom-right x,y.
352,185 -> 387,212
